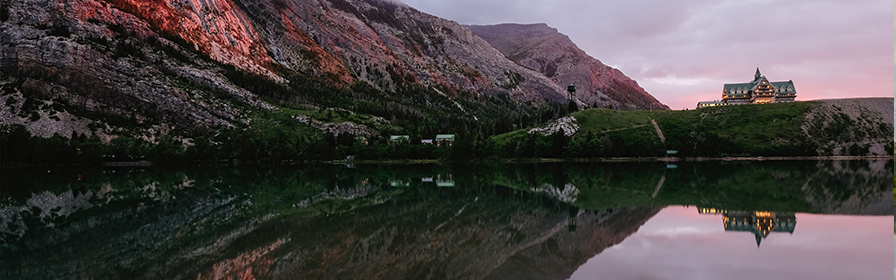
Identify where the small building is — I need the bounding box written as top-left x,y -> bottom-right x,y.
389,135 -> 410,143
697,68 -> 797,108
696,100 -> 725,109
389,179 -> 410,187
435,134 -> 455,147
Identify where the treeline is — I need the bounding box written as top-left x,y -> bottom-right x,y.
0,125 -> 649,166
0,121 -> 829,166
0,125 -> 186,165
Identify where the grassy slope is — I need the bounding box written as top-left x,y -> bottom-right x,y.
493,101 -> 827,157
650,101 -> 815,156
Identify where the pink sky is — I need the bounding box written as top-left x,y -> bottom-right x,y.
399,0 -> 894,110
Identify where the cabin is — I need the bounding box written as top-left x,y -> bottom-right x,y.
389,179 -> 410,187
435,134 -> 455,147
389,135 -> 409,143
697,68 -> 797,108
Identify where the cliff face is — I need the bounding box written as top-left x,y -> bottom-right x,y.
468,23 -> 668,110
233,0 -> 563,98
0,0 -> 275,138
0,0 -> 664,140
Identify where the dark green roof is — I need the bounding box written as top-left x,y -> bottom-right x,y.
724,79 -> 796,93
723,82 -> 754,91
771,81 -> 796,93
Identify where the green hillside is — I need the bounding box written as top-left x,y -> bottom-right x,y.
2,99 -> 890,164
492,100 -> 893,158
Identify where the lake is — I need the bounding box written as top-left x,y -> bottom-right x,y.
0,160 -> 892,279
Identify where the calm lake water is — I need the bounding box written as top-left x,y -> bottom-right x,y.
0,160 -> 892,279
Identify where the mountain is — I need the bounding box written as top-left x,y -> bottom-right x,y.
0,0 -> 666,144
467,23 -> 668,111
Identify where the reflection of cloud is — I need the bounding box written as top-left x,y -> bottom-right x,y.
648,226 -> 713,237
568,206 -> 893,280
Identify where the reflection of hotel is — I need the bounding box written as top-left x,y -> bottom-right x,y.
698,207 -> 796,247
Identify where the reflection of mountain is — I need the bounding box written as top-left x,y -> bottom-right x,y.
0,189 -> 253,280
482,208 -> 659,280
799,160 -> 893,215
1,160 -> 890,279
0,167 -> 659,280
206,198 -> 659,279
488,160 -> 893,215
699,208 -> 796,247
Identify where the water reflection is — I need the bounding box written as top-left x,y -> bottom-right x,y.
0,160 -> 891,279
698,208 -> 796,247
569,207 -> 892,280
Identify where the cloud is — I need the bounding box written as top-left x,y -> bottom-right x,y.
399,0 -> 893,110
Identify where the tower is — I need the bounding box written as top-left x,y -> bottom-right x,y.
567,84 -> 576,100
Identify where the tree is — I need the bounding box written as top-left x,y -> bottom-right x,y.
567,100 -> 579,113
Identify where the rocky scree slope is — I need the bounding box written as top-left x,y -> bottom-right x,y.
468,23 -> 668,111
801,98 -> 894,156
0,0 -> 275,140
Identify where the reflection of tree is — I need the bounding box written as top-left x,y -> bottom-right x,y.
293,183 -> 376,208
0,164 -> 664,280
531,183 -> 580,203
549,160 -> 892,214
2,160 -> 891,279
800,160 -> 893,215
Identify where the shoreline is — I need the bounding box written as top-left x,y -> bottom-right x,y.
2,155 -> 891,168
336,155 -> 892,165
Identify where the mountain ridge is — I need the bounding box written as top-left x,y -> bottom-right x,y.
0,0 -> 668,144
467,23 -> 668,110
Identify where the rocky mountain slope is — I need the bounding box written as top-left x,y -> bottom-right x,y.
0,0 -> 668,143
801,98 -> 894,155
468,23 -> 668,110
